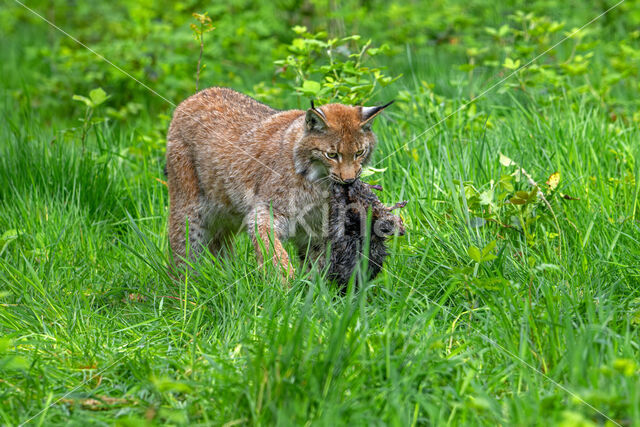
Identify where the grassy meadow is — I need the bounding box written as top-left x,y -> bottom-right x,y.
1,1 -> 639,425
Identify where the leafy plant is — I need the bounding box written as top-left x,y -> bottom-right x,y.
260,26 -> 400,105
190,12 -> 215,92
467,240 -> 498,264
453,152 -> 584,253
0,338 -> 28,371
72,87 -> 109,153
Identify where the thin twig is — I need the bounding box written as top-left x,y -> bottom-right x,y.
195,28 -> 204,92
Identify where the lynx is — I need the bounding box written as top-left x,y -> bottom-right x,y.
166,87 -> 392,279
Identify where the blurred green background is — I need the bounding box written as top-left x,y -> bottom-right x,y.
4,0 -> 640,109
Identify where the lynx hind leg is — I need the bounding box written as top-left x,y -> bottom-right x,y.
180,212 -> 212,260
167,139 -> 211,266
168,202 -> 212,266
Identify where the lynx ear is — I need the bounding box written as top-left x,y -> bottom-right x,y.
306,100 -> 328,131
360,100 -> 394,128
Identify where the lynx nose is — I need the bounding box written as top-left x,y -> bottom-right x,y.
342,177 -> 356,184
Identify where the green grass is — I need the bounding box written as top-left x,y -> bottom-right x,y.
2,12 -> 640,427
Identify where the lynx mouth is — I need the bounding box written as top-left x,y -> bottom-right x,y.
330,173 -> 348,184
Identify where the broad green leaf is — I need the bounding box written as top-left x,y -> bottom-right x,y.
479,189 -> 494,206
459,64 -> 477,72
89,88 -> 108,107
292,25 -> 307,34
152,376 -> 193,393
499,153 -> 515,167
72,94 -> 92,107
300,80 -> 321,95
498,175 -> 514,192
481,253 -> 497,262
467,246 -> 482,263
481,240 -> 497,257
360,166 -> 387,178
503,58 -> 521,70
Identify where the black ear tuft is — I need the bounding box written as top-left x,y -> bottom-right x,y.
361,100 -> 394,126
306,100 -> 328,131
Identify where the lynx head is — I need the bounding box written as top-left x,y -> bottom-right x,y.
294,100 -> 393,184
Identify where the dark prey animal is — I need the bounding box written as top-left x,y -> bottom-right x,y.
325,180 -> 406,287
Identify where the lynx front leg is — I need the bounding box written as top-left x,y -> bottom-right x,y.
247,208 -> 294,282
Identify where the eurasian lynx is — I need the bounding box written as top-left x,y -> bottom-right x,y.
166,87 -> 392,279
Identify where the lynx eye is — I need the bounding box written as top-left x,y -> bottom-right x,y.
355,149 -> 366,158
325,152 -> 339,160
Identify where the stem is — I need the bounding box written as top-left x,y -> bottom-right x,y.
195,23 -> 204,92
468,56 -> 475,98
80,107 -> 92,155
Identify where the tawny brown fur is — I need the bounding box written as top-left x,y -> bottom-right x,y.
166,87 -> 390,279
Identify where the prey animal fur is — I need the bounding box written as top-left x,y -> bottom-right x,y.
326,180 -> 407,287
